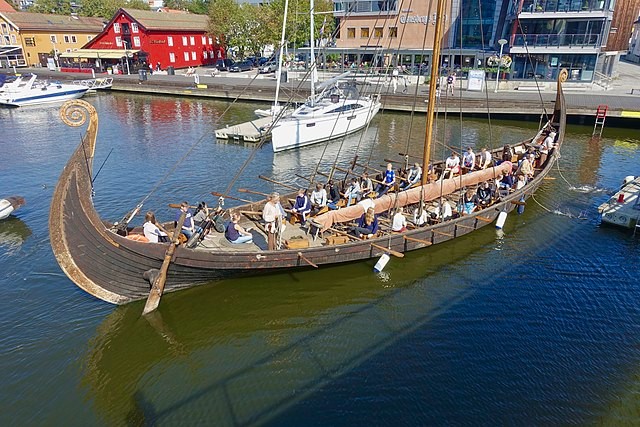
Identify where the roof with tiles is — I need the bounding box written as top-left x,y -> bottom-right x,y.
121,8 -> 209,31
0,0 -> 15,12
1,11 -> 104,32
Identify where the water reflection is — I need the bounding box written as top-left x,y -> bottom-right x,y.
0,217 -> 32,257
82,225 -> 506,425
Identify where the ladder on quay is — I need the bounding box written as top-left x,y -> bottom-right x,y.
592,104 -> 608,137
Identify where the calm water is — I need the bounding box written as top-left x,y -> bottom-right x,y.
1,93 -> 639,426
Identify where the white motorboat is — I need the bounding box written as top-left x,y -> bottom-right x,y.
270,73 -> 381,152
598,175 -> 640,230
0,74 -> 88,107
0,196 -> 25,220
73,77 -> 113,92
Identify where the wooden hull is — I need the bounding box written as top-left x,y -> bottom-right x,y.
49,83 -> 566,305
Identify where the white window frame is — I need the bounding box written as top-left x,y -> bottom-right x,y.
167,36 -> 173,46
183,51 -> 189,61
50,35 -> 57,43
191,51 -> 196,60
182,36 -> 187,46
201,36 -> 206,44
10,34 -> 16,44
115,36 -> 122,47
71,35 -> 77,43
190,36 -> 195,46
64,35 -> 70,43
87,35 -> 93,41
133,36 -> 140,47
169,52 -> 175,63
114,23 -> 121,34
131,23 -> 139,33
209,37 -> 213,45
203,51 -> 208,59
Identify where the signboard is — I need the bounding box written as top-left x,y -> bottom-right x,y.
47,58 -> 56,71
467,69 -> 485,91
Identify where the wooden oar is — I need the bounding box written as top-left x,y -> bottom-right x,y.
239,188 -> 270,198
258,175 -> 298,191
210,191 -> 253,204
168,203 -> 198,209
329,227 -> 404,258
143,211 -> 186,315
298,252 -> 318,268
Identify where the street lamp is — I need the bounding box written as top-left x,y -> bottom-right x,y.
123,40 -> 131,75
494,38 -> 508,93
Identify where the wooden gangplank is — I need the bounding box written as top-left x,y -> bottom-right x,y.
215,116 -> 273,143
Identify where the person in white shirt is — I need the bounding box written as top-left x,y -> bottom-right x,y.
443,152 -> 461,179
478,147 -> 492,169
143,211 -> 168,243
310,183 -> 327,212
262,192 -> 284,250
344,178 -> 361,206
462,147 -> 476,172
413,203 -> 429,226
392,208 -> 408,232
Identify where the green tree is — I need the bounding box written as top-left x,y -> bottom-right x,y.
31,0 -> 72,14
187,0 -> 209,15
126,0 -> 151,11
78,0 -> 122,18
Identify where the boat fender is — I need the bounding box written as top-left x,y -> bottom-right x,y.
496,211 -> 508,229
517,196 -> 526,214
143,269 -> 160,288
623,176 -> 635,185
374,253 -> 391,273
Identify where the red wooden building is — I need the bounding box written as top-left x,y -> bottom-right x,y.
83,8 -> 224,71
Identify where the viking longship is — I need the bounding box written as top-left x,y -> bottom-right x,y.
49,0 -> 567,311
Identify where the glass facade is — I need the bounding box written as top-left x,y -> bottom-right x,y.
453,0 -> 498,48
511,52 -> 597,81
333,0 -> 398,15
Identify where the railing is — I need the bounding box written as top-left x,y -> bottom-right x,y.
521,0 -> 607,13
592,70 -> 612,89
512,33 -> 601,48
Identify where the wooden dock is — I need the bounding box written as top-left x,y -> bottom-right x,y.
215,116 -> 273,143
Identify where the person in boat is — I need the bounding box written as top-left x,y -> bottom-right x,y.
432,200 -> 453,221
497,172 -> 515,196
443,152 -> 461,180
539,130 -> 557,167
326,181 -> 341,210
344,178 -> 361,207
400,163 -> 422,190
176,201 -> 199,239
291,189 -> 312,225
143,211 -> 169,243
263,192 -> 284,251
193,202 -> 210,228
516,153 -> 535,181
392,207 -> 408,232
478,147 -> 492,170
360,173 -> 374,198
413,203 -> 430,226
225,212 -> 253,244
501,144 -> 514,164
352,207 -> 379,239
476,181 -> 494,207
375,163 -> 396,197
515,174 -> 527,190
310,183 -> 327,214
462,147 -> 476,173
462,188 -> 479,215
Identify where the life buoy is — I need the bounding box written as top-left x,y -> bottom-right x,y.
126,234 -> 150,243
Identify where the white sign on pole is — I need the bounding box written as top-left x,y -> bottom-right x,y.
467,69 -> 485,92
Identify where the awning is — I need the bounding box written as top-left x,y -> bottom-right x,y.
59,49 -> 141,59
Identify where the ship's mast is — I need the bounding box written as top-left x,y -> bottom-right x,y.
421,0 -> 447,185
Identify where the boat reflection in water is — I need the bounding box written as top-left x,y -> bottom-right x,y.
0,217 -> 32,257
81,222 -> 518,425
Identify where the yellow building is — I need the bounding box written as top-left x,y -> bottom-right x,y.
0,11 -> 103,68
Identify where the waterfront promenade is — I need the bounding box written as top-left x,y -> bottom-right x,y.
6,60 -> 640,120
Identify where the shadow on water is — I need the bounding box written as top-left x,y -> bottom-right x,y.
82,221 -> 517,426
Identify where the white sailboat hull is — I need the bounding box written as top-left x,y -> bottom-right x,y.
0,74 -> 88,107
271,99 -> 381,152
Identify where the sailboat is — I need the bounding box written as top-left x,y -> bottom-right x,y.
49,0 -> 567,310
269,0 -> 381,152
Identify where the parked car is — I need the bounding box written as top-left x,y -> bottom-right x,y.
258,61 -> 278,74
214,59 -> 234,71
230,60 -> 253,72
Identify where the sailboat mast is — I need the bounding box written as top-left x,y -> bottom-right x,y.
274,0 -> 289,108
309,0 -> 317,104
421,0 -> 447,185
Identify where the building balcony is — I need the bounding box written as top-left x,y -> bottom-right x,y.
512,33 -> 601,49
520,0 -> 607,13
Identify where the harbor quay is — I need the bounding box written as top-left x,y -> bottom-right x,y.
6,60 -> 640,123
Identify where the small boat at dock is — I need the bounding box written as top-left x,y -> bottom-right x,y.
0,196 -> 25,220
0,74 -> 88,107
598,176 -> 640,230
